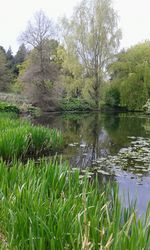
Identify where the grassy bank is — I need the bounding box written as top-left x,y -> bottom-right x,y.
0,114 -> 63,161
0,160 -> 149,249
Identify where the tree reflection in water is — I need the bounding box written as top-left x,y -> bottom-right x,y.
34,112 -> 150,213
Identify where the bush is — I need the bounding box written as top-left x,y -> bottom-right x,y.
60,98 -> 95,111
0,102 -> 20,114
20,103 -> 41,116
0,101 -> 41,116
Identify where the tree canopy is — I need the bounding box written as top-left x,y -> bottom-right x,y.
107,42 -> 150,110
60,0 -> 121,107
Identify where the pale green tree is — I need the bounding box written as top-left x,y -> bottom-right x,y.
56,45 -> 86,98
60,0 -> 121,108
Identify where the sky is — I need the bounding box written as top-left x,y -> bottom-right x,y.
0,0 -> 150,54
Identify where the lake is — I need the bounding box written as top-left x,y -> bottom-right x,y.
34,112 -> 150,215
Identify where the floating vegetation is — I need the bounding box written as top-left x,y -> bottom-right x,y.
68,143 -> 77,147
93,137 -> 150,176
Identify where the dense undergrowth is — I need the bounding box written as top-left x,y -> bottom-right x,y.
0,160 -> 149,249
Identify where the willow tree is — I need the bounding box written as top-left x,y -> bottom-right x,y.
61,0 -> 121,108
108,42 -> 150,110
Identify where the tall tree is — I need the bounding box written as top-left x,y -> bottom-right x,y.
0,48 -> 12,91
20,10 -> 55,90
6,46 -> 14,71
15,44 -> 27,65
19,11 -> 61,110
61,0 -> 121,108
14,44 -> 27,75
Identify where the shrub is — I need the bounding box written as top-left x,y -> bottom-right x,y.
0,102 -> 20,114
60,98 -> 95,111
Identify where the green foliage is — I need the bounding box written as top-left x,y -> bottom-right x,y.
0,101 -> 20,113
0,160 -> 149,249
57,46 -> 87,99
0,48 -> 12,91
0,98 -> 41,116
6,47 -> 14,71
12,56 -> 30,94
108,42 -> 150,111
60,98 -> 95,111
105,86 -> 120,107
60,0 -> 121,107
120,77 -> 148,110
0,115 -> 63,161
11,79 -> 23,94
14,44 -> 27,65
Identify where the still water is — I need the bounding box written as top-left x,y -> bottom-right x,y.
35,112 -> 150,215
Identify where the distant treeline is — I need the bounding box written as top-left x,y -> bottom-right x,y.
0,0 -> 150,112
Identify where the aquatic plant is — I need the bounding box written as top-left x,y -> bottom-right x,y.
0,117 -> 63,160
0,160 -> 149,249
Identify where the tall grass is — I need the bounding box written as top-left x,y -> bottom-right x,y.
0,116 -> 63,161
0,160 -> 149,249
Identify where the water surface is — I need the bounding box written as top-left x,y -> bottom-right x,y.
34,112 -> 150,215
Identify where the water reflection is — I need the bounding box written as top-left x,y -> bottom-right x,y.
34,112 -> 150,214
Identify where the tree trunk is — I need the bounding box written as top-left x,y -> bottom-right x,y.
94,64 -> 100,109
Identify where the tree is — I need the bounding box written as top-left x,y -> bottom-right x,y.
20,10 -> 55,90
61,0 -> 121,108
15,44 -> 27,65
6,47 -> 15,71
19,11 -> 62,110
17,39 -> 61,110
108,41 -> 150,110
14,44 -> 27,75
56,45 -> 85,99
0,48 -> 12,91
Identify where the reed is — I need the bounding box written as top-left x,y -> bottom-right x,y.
0,116 -> 63,160
0,160 -> 149,249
